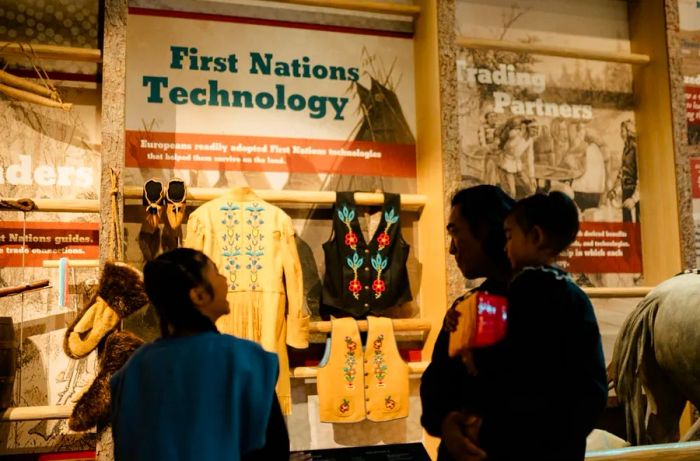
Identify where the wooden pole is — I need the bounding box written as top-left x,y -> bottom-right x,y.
0,83 -> 71,110
292,361 -> 429,378
273,0 -> 420,17
0,70 -> 57,99
456,37 -> 651,65
583,287 -> 652,298
122,186 -> 427,211
585,441 -> 700,460
42,259 -> 100,268
0,405 -> 73,422
0,280 -> 50,299
0,42 -> 102,63
0,198 -> 100,213
310,318 -> 431,333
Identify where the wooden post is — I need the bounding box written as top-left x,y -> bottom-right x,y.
629,0 -> 690,440
415,0 -> 453,458
100,0 -> 128,267
97,0 -> 127,459
628,0 -> 683,285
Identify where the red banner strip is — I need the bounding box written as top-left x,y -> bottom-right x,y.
125,131 -> 417,177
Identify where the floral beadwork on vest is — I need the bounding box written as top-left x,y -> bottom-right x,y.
339,398 -> 350,414
338,205 -> 358,250
343,336 -> 358,390
317,317 -> 409,423
322,192 -> 412,318
377,208 -> 398,250
339,204 -> 398,300
372,334 -> 388,387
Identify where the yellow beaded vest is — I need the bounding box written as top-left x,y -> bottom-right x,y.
317,316 -> 409,423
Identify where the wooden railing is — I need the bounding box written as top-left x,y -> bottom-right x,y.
456,37 -> 650,65
586,441 -> 700,460
0,42 -> 101,62
273,0 -> 420,17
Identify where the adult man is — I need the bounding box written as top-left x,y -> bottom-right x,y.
420,185 -> 514,461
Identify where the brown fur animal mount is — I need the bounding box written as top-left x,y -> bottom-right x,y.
63,261 -> 150,431
64,262 -> 149,359
69,331 -> 144,432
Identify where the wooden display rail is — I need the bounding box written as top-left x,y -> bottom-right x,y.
42,259 -> 100,268
3,404 -> 700,461
273,0 -> 420,17
292,361 -> 428,378
1,405 -> 73,422
0,198 -> 99,213
456,37 -> 650,65
586,441 -> 700,460
309,318 -> 430,334
583,287 -> 652,298
123,187 -> 427,211
0,42 -> 102,63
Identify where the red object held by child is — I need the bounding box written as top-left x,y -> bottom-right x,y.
472,292 -> 508,348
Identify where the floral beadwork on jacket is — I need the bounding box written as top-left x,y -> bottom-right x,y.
220,203 -> 242,290
245,203 -> 265,291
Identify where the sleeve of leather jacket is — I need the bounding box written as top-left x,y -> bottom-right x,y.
281,215 -> 309,349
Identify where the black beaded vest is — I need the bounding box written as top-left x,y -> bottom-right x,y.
321,192 -> 412,318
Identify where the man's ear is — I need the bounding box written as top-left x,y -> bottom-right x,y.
189,285 -> 210,307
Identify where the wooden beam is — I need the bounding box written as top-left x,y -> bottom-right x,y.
0,82 -> 72,110
413,0 -> 446,365
586,441 -> 700,460
456,37 -> 650,65
583,287 -> 652,298
0,42 -> 102,63
42,259 -> 100,268
310,318 -> 431,334
0,198 -> 99,213
1,405 -> 73,422
292,361 -> 428,378
0,69 -> 57,99
272,0 -> 420,17
629,0 -> 683,284
123,187 -> 426,211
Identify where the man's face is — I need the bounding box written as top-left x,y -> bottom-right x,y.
447,205 -> 487,279
528,125 -> 539,137
486,112 -> 497,126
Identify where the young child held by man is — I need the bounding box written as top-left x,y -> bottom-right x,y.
485,191 -> 608,460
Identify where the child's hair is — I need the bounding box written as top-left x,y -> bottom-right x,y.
143,248 -> 217,337
510,192 -> 579,255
